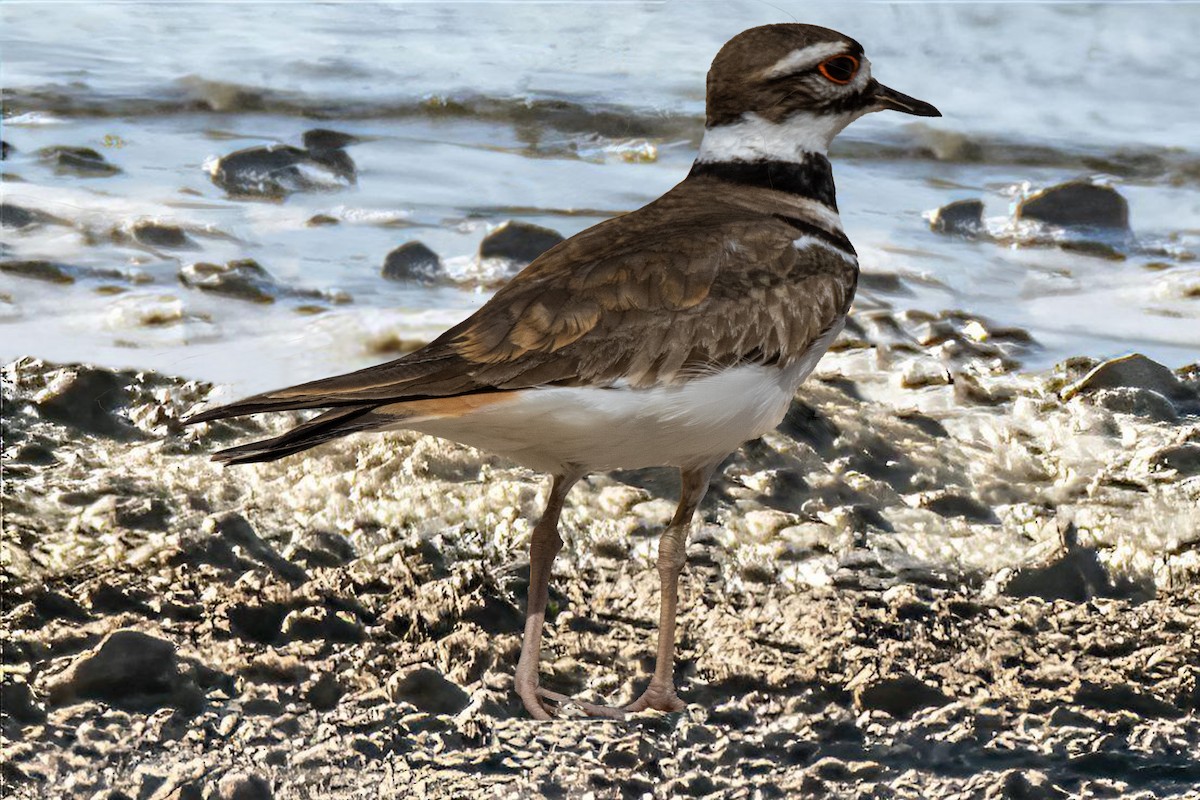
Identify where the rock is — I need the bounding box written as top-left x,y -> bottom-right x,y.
988,770 -> 1070,800
306,214 -> 339,227
1,679 -> 47,724
178,259 -> 347,306
920,492 -> 998,524
0,259 -> 75,284
226,602 -> 289,644
178,259 -> 277,303
208,130 -> 358,198
1090,386 -> 1179,423
1150,444 -> 1200,477
854,673 -> 949,718
281,608 -> 364,643
478,220 -> 564,265
46,630 -> 200,710
1016,181 -> 1129,231
1002,529 -> 1126,603
1061,353 -> 1199,414
131,222 -> 195,249
381,241 -> 442,283
898,358 -> 951,389
37,146 -> 121,177
388,666 -> 469,715
306,673 -> 345,711
32,366 -> 138,437
216,772 -> 273,800
1,140 -> 13,160
929,199 -> 984,236
203,512 -> 308,585
1074,681 -> 1181,719
2,203 -> 38,229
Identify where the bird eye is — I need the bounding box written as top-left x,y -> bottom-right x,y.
818,55 -> 860,85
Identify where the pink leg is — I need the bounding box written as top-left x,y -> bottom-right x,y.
514,470 -> 581,720
625,462 -> 717,713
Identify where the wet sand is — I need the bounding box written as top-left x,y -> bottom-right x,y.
4,312 -> 1198,798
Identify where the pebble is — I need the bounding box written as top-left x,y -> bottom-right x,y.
37,145 -> 121,177
388,666 -> 469,715
46,630 -> 200,710
32,365 -> 137,437
216,772 -> 273,800
381,241 -> 442,283
178,259 -> 278,303
929,198 -> 984,236
854,673 -> 950,718
1016,180 -> 1130,231
478,220 -> 564,265
0,259 -> 75,284
208,129 -> 358,198
130,221 -> 196,249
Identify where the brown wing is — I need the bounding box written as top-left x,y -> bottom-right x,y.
187,203 -> 856,424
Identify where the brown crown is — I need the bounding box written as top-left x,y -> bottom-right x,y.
706,24 -> 864,128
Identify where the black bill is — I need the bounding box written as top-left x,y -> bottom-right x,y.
871,81 -> 941,117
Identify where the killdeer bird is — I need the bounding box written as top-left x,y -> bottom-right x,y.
188,24 -> 939,719
207,128 -> 360,198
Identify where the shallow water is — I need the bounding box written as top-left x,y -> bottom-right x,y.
2,2 -> 1199,394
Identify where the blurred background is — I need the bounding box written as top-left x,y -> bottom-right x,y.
3,1 -> 1198,394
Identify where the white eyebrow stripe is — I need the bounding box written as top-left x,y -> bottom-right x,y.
762,42 -> 850,79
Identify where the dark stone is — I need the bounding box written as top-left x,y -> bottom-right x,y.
1,203 -> 37,229
1016,181 -> 1129,231
0,259 -> 75,284
227,602 -> 289,644
33,366 -> 137,437
381,241 -> 442,283
217,772 -> 273,800
46,630 -> 200,710
210,131 -> 358,198
1075,681 -> 1181,719
1150,444 -> 1200,477
1,680 -> 46,724
282,608 -> 364,643
1,140 -> 13,160
306,673 -> 345,711
302,129 -> 359,153
479,220 -> 564,265
37,146 -> 121,177
389,666 -> 470,715
1001,532 -> 1143,602
306,214 -> 339,227
854,673 -> 949,718
922,492 -> 998,524
131,222 -> 195,249
929,199 -> 984,236
994,770 -> 1070,800
178,259 -> 276,303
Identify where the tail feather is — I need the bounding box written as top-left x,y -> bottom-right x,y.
213,405 -> 379,465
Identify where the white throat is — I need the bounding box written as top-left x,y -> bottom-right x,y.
696,110 -> 862,163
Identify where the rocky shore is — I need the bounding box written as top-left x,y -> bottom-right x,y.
3,312 -> 1199,798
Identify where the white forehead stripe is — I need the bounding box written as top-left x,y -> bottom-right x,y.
762,42 -> 849,79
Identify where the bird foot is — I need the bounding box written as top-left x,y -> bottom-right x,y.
534,687 -> 628,720
526,683 -> 685,720
623,684 -> 686,714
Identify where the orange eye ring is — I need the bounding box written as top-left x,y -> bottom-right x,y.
818,54 -> 860,85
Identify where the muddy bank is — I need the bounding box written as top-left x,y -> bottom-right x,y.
3,334 -> 1199,798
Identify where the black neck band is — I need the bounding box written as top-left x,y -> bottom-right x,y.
687,156 -> 838,210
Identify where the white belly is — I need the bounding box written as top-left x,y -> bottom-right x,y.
399,317 -> 842,474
